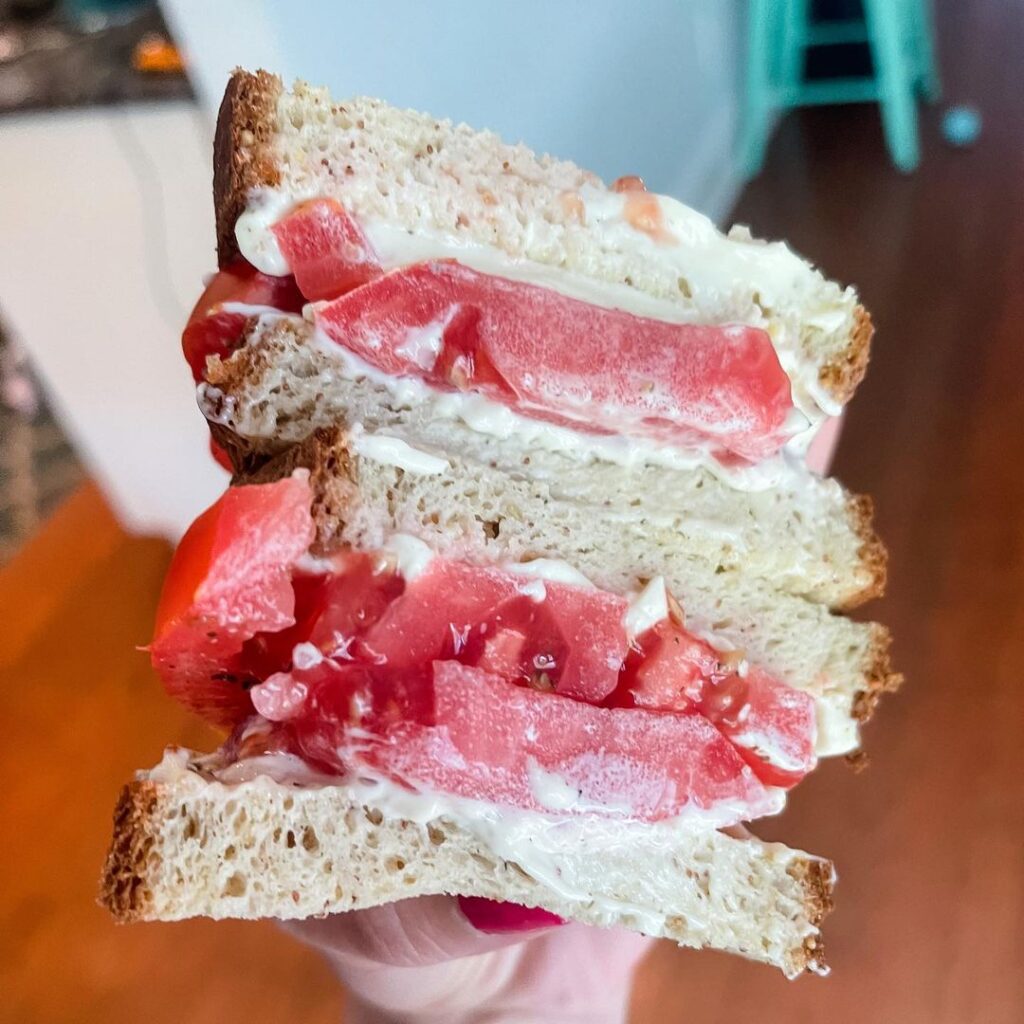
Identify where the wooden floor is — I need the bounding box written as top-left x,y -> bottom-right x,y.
2,3 -> 1021,1021
633,2 -> 1024,1021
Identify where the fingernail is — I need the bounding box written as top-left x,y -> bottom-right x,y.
458,896 -> 566,934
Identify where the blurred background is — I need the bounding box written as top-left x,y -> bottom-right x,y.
0,1 -> 1020,1022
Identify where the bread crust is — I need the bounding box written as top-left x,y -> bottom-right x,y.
821,304 -> 874,406
853,624 -> 904,723
214,69 -> 283,267
790,855 -> 835,973
840,492 -> 888,609
99,781 -> 161,923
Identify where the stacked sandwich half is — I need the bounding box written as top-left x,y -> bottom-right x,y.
101,70 -> 899,977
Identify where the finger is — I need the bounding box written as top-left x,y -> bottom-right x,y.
281,894 -> 560,968
292,917 -> 652,1024
495,925 -> 651,1022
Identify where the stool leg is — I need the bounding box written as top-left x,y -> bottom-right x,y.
866,0 -> 920,172
779,0 -> 809,104
741,0 -> 776,178
910,0 -> 941,101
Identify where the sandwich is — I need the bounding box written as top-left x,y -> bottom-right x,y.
100,69 -> 900,977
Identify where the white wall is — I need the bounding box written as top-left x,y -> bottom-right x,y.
163,0 -> 746,222
0,104 -> 228,540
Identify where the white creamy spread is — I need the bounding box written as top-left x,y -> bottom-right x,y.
234,190 -> 295,277
393,314 -> 451,370
579,186 -> 843,334
622,577 -> 669,639
350,424 -> 450,475
379,533 -> 435,581
516,578 -> 547,603
502,558 -> 597,590
813,691 -> 861,756
151,747 -> 803,940
219,301 -> 292,318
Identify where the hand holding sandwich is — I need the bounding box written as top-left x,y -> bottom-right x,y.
286,896 -> 649,1024
101,69 -> 898,993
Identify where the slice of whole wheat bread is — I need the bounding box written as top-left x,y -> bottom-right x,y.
100,750 -> 833,978
203,315 -> 886,612
213,69 -> 873,408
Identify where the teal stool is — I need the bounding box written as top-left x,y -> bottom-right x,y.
742,0 -> 941,175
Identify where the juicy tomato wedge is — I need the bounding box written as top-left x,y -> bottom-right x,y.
620,618 -> 721,710
272,198 -> 381,301
618,619 -> 817,787
287,661 -> 778,825
315,260 -> 794,461
181,259 -> 304,380
359,560 -> 627,703
150,475 -> 315,724
305,554 -> 406,658
712,666 -> 818,788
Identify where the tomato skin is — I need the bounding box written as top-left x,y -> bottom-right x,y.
181,260 -> 305,380
272,198 -> 381,301
209,437 -> 234,472
149,475 -> 315,725
315,260 -> 794,461
152,499 -> 222,644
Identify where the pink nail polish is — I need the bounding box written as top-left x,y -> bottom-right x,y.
458,896 -> 566,934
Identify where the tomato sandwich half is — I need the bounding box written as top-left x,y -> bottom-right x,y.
101,71 -> 899,978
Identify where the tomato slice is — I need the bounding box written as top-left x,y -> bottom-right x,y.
272,198 -> 381,301
315,261 -> 794,461
339,662 -> 780,824
617,619 -> 719,711
617,619 -> 817,787
712,666 -> 817,788
359,560 -> 627,702
181,260 -> 304,380
150,475 -> 315,724
305,554 -> 406,657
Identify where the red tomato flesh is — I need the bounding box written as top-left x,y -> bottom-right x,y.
284,661 -> 778,824
315,261 -> 794,461
615,619 -> 817,787
358,560 -> 627,703
149,475 -> 315,724
181,260 -> 305,380
272,198 -> 382,301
